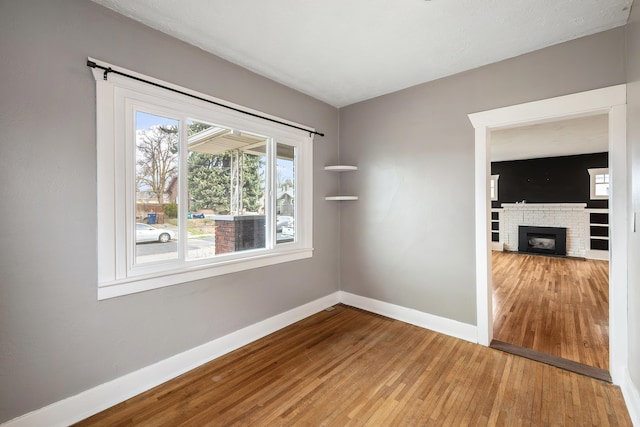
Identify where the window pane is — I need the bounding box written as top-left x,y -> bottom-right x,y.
276,143 -> 296,244
135,111 -> 180,264
595,183 -> 609,197
595,174 -> 605,183
187,120 -> 267,258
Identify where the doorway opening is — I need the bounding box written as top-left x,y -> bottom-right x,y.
468,85 -> 628,385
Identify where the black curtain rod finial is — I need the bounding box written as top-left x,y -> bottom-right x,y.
103,67 -> 112,81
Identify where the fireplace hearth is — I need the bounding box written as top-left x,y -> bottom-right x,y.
518,226 -> 567,256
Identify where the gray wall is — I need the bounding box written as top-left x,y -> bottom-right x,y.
0,0 -> 341,423
625,2 -> 640,399
339,29 -> 626,325
1,0 -> 636,423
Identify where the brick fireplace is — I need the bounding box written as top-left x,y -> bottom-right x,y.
500,203 -> 587,258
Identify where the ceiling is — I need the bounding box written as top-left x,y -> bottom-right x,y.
91,0 -> 633,108
490,114 -> 609,162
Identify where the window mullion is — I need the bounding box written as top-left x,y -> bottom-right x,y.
178,117 -> 189,262
122,99 -> 136,278
266,138 -> 277,249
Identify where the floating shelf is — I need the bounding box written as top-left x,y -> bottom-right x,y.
325,165 -> 358,201
325,196 -> 359,201
324,165 -> 358,172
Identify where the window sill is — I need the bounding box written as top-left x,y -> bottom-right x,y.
98,248 -> 313,300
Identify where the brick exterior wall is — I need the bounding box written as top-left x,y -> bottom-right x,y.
214,215 -> 266,255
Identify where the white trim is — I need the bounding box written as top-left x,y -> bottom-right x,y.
585,250 -> 610,261
468,85 -> 628,384
490,174 -> 499,201
88,58 -> 312,133
16,288 -> 637,426
91,58 -> 314,299
2,292 -> 478,426
474,125 -> 492,346
468,85 -> 626,129
501,202 -> 586,208
588,167 -> 610,200
2,292 -> 341,427
584,207 -> 610,260
608,104 -> 628,383
98,248 -> 313,300
490,208 -> 503,251
621,369 -> 640,427
338,291 -> 477,343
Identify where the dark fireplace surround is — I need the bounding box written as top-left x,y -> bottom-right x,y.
518,226 -> 567,256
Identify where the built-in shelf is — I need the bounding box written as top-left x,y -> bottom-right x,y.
325,196 -> 359,201
324,165 -> 358,172
325,165 -> 358,201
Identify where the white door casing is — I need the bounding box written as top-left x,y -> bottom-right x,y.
468,85 -> 627,384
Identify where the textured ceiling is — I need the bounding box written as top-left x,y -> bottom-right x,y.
92,0 -> 632,107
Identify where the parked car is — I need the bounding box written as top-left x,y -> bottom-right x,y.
276,216 -> 293,232
136,223 -> 176,243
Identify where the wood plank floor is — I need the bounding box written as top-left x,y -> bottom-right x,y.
76,305 -> 631,426
492,251 -> 610,371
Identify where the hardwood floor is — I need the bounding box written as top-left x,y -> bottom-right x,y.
492,251 -> 610,371
76,305 -> 631,426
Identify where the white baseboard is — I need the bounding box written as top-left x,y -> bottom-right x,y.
338,291 -> 477,343
621,370 -> 640,427
491,242 -> 504,251
585,249 -> 610,261
2,292 -> 340,427
14,291 -> 636,427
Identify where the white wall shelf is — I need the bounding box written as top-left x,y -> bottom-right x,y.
324,165 -> 358,172
325,164 -> 358,201
325,196 -> 359,201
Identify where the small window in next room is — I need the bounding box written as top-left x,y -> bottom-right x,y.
588,168 -> 609,200
490,175 -> 499,201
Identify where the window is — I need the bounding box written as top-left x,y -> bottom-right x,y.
588,168 -> 609,200
490,175 -> 499,201
92,60 -> 313,299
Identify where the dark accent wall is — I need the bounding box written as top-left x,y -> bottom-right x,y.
491,152 -> 608,208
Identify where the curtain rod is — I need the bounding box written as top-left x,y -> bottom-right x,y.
86,60 -> 324,138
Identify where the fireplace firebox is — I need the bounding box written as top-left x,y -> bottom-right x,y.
518,226 -> 567,256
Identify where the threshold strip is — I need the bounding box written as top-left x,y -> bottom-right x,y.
490,339 -> 612,383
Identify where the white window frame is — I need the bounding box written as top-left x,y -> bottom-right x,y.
588,167 -> 609,200
490,174 -> 499,201
91,59 -> 314,300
